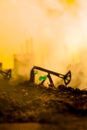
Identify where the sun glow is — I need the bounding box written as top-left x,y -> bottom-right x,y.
61,0 -> 77,6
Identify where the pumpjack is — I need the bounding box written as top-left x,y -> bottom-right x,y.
30,66 -> 71,87
0,69 -> 11,80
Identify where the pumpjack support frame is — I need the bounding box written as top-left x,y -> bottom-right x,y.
30,66 -> 71,86
0,69 -> 12,80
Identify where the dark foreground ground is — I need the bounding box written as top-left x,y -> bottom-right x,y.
0,80 -> 87,129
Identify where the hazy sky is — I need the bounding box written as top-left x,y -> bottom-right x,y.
0,0 -> 87,69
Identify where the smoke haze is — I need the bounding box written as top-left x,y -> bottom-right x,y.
0,0 -> 87,88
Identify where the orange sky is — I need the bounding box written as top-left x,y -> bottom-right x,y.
0,0 -> 87,69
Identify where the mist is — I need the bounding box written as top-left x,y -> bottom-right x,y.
0,0 -> 87,88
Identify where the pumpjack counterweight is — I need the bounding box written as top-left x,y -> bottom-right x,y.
30,66 -> 71,87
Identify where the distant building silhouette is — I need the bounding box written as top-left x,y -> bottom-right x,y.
13,38 -> 34,79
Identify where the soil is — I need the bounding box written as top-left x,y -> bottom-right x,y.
0,79 -> 87,129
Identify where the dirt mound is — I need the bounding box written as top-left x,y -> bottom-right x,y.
0,80 -> 87,123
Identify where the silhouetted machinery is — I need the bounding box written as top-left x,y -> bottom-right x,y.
30,66 -> 71,87
0,69 -> 11,80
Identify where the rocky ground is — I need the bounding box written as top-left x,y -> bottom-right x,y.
0,79 -> 87,128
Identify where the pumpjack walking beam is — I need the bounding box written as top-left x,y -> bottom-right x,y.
30,66 -> 71,86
